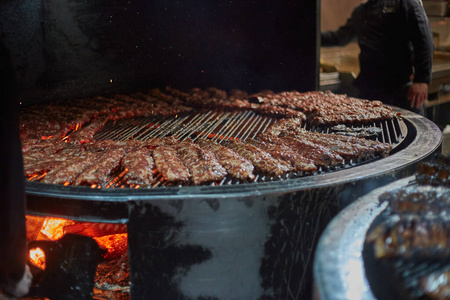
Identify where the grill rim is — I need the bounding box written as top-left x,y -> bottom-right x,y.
313,176 -> 408,300
313,176 -> 413,300
25,108 -> 442,221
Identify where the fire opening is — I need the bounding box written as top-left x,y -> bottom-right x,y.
26,215 -> 130,298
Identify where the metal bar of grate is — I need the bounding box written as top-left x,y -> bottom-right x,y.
383,120 -> 392,145
216,110 -> 255,142
114,118 -> 158,141
210,111 -> 249,142
126,116 -> 165,140
175,111 -> 219,140
241,115 -> 275,141
191,111 -> 233,142
143,114 -> 191,139
379,121 -> 386,143
238,114 -> 261,141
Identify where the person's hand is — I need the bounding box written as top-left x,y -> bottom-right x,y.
0,265 -> 32,299
408,82 -> 428,109
13,265 -> 32,298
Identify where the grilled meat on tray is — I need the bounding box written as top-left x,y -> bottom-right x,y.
379,185 -> 450,216
364,154 -> 450,300
40,152 -> 100,185
223,139 -> 293,177
74,148 -> 126,186
153,144 -> 190,183
259,134 -> 344,168
366,214 -> 450,260
175,139 -> 228,184
121,148 -> 155,186
416,155 -> 450,186
196,139 -> 256,181
245,138 -> 317,172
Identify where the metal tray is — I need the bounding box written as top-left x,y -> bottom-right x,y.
313,176 -> 416,300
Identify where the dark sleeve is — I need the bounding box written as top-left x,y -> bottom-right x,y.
407,0 -> 434,84
321,7 -> 359,47
0,41 -> 27,290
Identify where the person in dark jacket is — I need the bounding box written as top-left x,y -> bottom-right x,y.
321,0 -> 434,115
0,41 -> 32,298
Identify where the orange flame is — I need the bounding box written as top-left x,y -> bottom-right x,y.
94,234 -> 127,252
74,123 -> 82,131
28,174 -> 39,181
29,247 -> 46,270
40,218 -> 74,240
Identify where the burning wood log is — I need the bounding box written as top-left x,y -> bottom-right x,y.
63,222 -> 127,237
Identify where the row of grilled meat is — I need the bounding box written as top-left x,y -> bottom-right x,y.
19,87 -> 398,144
23,118 -> 391,187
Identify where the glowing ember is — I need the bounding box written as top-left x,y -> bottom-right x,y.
29,247 -> 46,269
27,172 -> 48,182
28,174 -> 39,181
41,135 -> 54,140
40,218 -> 75,240
94,233 -> 128,259
94,233 -> 127,251
74,123 -> 82,131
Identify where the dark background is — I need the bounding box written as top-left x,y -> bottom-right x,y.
0,0 -> 320,105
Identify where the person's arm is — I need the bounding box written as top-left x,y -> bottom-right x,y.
321,8 -> 359,47
408,82 -> 428,109
407,0 -> 434,109
0,41 -> 32,298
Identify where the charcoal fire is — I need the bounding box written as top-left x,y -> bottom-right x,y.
26,215 -> 130,298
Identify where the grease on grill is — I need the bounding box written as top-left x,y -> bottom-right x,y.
329,124 -> 382,139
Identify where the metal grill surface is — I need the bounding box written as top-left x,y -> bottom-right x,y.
87,109 -> 407,189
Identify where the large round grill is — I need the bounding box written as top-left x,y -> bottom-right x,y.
23,105 -> 441,300
25,107 -> 440,219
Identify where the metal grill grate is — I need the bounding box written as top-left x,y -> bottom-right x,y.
95,109 -> 405,145
88,109 -> 407,189
94,110 -> 279,143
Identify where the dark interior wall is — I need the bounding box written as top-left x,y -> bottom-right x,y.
0,0 -> 319,104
